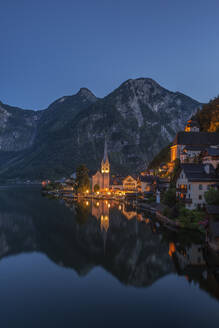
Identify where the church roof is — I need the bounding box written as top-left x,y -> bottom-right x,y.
92,171 -> 102,178
173,132 -> 219,146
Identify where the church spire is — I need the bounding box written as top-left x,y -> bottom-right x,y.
101,137 -> 110,175
103,137 -> 109,163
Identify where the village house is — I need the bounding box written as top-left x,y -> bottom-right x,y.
122,175 -> 138,191
184,119 -> 200,132
180,145 -> 206,163
138,175 -> 154,193
202,146 -> 219,169
171,131 -> 219,163
176,163 -> 219,210
170,119 -> 219,163
110,176 -> 123,191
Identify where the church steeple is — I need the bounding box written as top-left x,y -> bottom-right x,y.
92,137 -> 110,192
101,138 -> 110,174
103,138 -> 109,163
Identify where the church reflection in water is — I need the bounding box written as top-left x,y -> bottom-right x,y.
1,186 -> 219,303
90,199 -> 146,229
91,200 -> 110,232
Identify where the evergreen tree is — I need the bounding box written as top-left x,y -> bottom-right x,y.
75,164 -> 90,194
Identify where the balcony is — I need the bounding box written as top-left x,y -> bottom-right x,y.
184,198 -> 192,204
176,188 -> 187,193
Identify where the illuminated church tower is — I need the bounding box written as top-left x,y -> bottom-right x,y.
101,139 -> 110,190
92,138 -> 110,192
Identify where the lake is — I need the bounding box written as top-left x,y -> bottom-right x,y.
0,185 -> 219,328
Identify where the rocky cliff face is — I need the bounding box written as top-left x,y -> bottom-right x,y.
0,101 -> 42,151
0,78 -> 201,180
71,78 -> 201,173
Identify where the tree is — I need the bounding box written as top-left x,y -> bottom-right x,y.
163,188 -> 176,207
94,184 -> 100,193
170,158 -> 180,186
75,201 -> 90,225
75,164 -> 90,194
204,188 -> 219,205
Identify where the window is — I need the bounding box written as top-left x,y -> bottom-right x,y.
199,195 -> 202,200
199,184 -> 203,190
189,184 -> 191,190
207,185 -> 211,190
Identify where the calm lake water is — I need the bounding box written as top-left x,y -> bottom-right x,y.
0,185 -> 219,328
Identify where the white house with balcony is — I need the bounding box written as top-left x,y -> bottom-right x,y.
176,163 -> 219,210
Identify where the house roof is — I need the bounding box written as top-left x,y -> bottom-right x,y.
173,132 -> 219,146
205,147 -> 219,157
92,171 -> 102,178
183,145 -> 206,152
139,175 -> 154,183
123,175 -> 137,182
110,176 -> 123,185
180,163 -> 219,182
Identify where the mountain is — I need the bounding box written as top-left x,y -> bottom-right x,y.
0,78 -> 201,180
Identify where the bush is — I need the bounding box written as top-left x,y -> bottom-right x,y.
147,195 -> 156,203
178,207 -> 205,230
94,184 -> 100,193
163,203 -> 183,219
204,188 -> 219,205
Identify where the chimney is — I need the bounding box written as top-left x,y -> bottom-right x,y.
204,164 -> 210,175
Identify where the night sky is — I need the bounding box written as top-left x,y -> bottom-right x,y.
1,0 -> 219,109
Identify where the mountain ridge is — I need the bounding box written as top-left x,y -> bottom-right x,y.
0,78 -> 202,180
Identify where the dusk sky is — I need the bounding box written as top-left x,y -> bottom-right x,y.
1,0 -> 219,109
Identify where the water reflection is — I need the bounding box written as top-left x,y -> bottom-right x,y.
0,186 -> 219,301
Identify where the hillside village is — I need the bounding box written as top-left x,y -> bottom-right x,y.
158,119 -> 219,210
43,116 -> 219,231
41,94 -> 219,243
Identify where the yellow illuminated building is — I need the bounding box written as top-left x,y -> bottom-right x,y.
92,138 -> 110,192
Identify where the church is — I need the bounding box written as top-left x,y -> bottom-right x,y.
92,139 -> 110,192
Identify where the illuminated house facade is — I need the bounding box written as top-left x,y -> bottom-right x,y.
176,163 -> 219,209
122,175 -> 138,191
170,131 -> 219,163
184,119 -> 200,132
92,139 -> 110,191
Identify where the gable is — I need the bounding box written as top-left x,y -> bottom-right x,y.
123,176 -> 136,183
